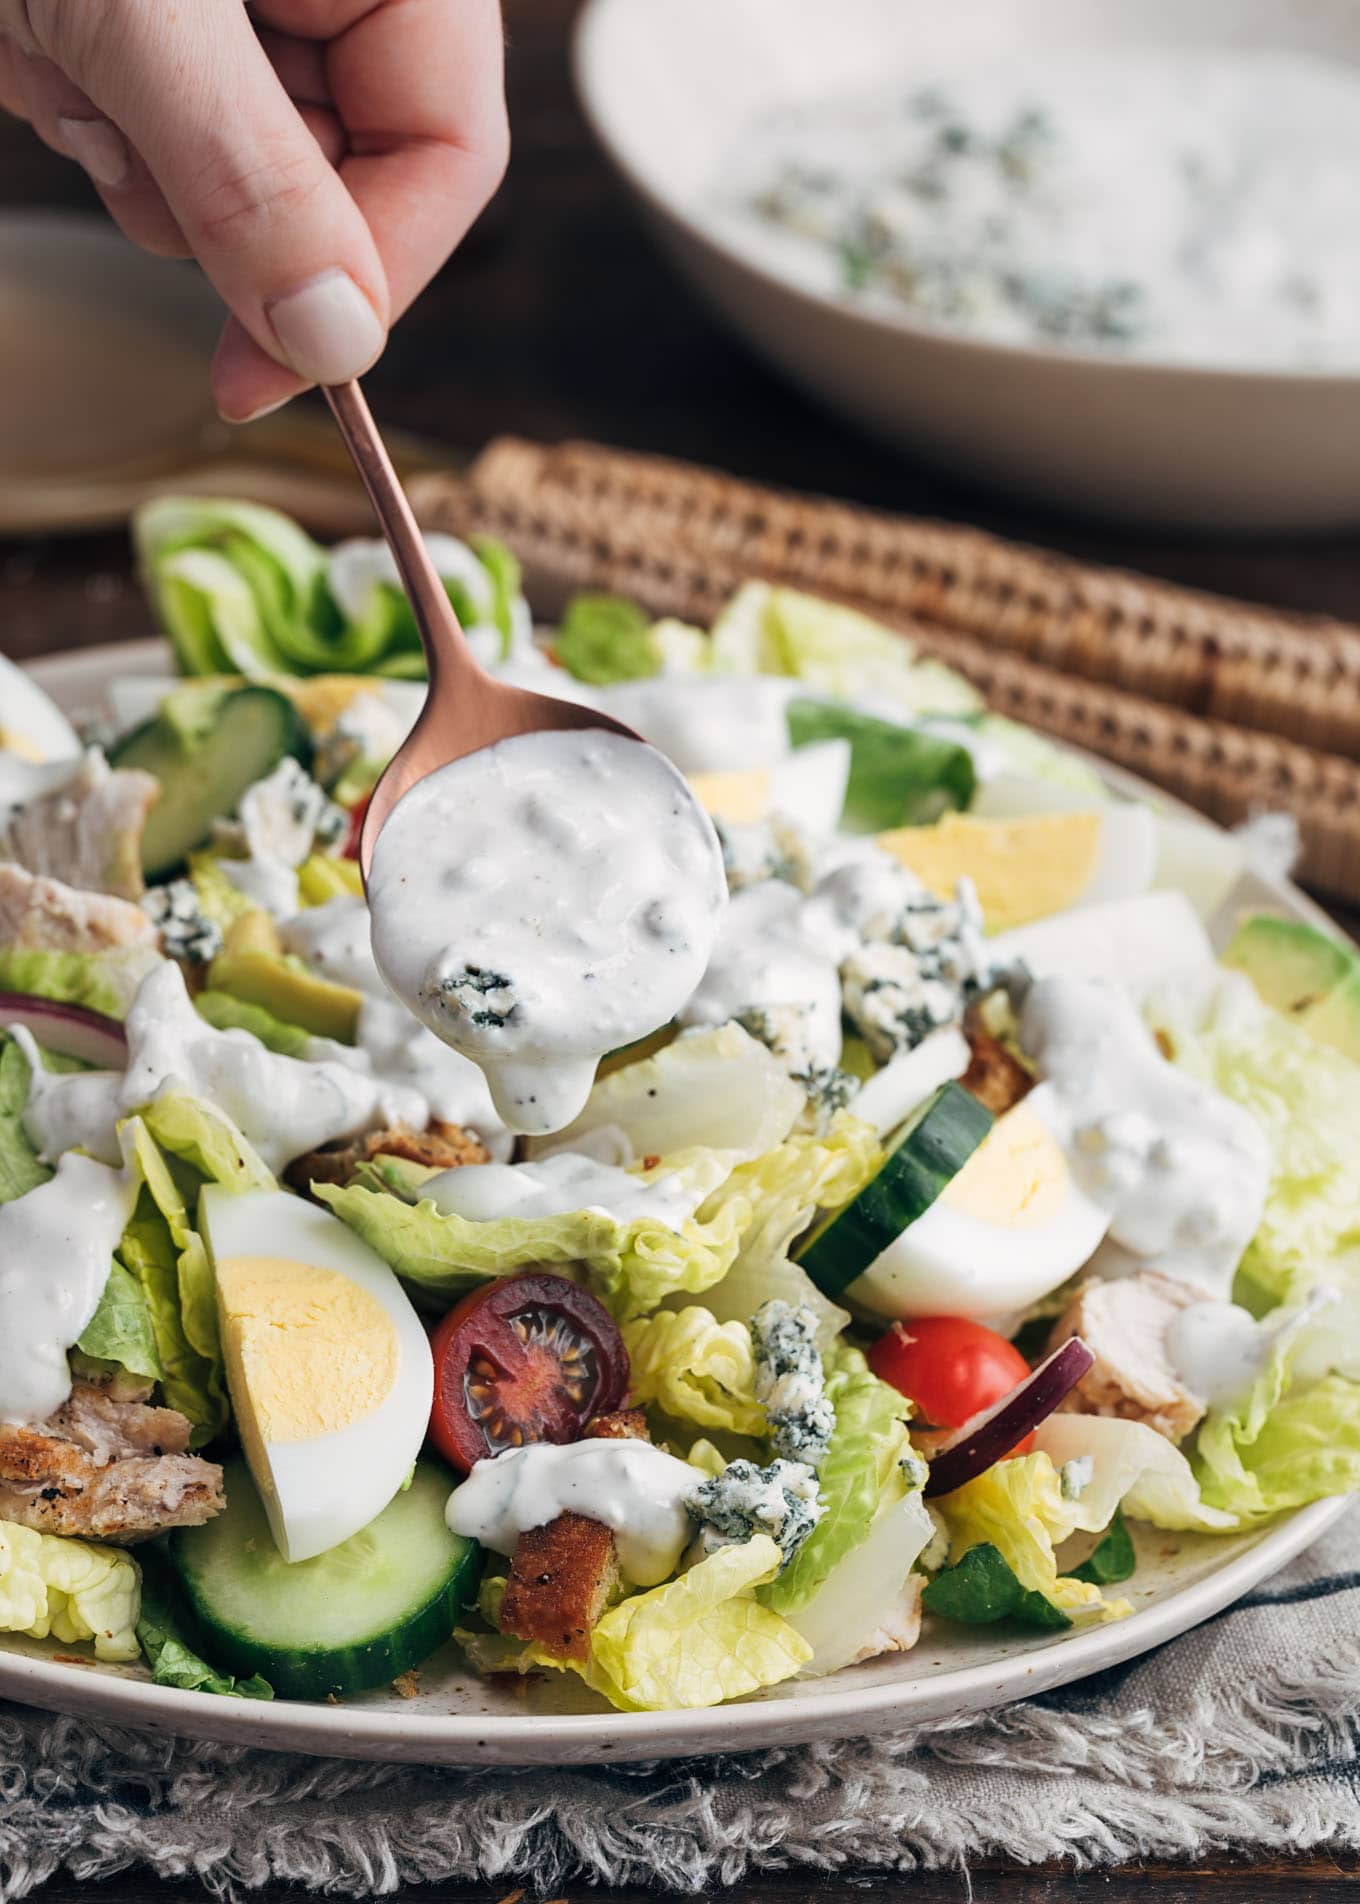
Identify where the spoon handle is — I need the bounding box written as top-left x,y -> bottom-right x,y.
323,379 -> 467,682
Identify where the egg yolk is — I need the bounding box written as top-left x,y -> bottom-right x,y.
940,1102 -> 1072,1230
0,728 -> 44,762
216,1255 -> 398,1443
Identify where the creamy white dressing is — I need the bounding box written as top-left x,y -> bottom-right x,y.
422,1149 -> 706,1232
599,676 -> 801,774
680,880 -> 843,1074
281,896 -> 382,993
367,728 -> 727,1136
0,1153 -> 137,1423
1021,975 -> 1271,1300
445,1438 -> 699,1586
19,963 -> 419,1174
1164,1301 -> 1274,1410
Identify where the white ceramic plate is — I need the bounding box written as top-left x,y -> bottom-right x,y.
575,0 -> 1360,532
2,638 -> 1352,1767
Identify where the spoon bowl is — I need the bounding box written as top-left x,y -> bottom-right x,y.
321,380 -> 640,876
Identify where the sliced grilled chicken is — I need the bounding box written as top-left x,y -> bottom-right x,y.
1049,1271 -> 1207,1444
1,753 -> 158,900
0,862 -> 158,953
0,1382 -> 224,1542
286,1118 -> 491,1196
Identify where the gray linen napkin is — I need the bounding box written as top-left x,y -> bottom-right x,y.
2,1503 -> 1357,1898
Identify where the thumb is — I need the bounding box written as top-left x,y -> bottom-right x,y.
58,0 -> 389,388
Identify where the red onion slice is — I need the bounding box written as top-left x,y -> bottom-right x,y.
0,993 -> 128,1071
923,1336 -> 1094,1499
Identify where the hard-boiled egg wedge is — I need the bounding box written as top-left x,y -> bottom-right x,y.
201,1186 -> 433,1563
847,1095 -> 1110,1322
0,653 -> 80,763
877,804 -> 1158,934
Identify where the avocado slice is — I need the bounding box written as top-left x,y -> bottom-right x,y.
207,948 -> 362,1043
1222,915 -> 1358,1018
1300,968 -> 1360,1065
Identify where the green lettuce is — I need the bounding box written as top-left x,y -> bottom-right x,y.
135,497 -> 328,678
923,1541 -> 1073,1631
139,1090 -> 275,1194
136,1554 -> 272,1700
0,945 -> 161,1019
711,581 -> 981,715
317,1155 -> 749,1323
970,714 -> 1108,797
1165,1002 -> 1360,1307
76,1257 -> 163,1382
459,1537 -> 809,1711
622,1307 -> 764,1436
760,1347 -> 911,1617
933,1453 -> 1132,1623
188,852 -> 256,930
555,593 -> 659,684
0,1036 -> 50,1205
534,1021 -> 803,1163
473,536 -> 523,653
1033,1413 -> 1236,1534
785,698 -> 977,832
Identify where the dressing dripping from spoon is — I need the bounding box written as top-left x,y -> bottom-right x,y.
323,381 -> 727,1136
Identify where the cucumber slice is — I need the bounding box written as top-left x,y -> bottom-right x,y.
171,1458 -> 480,1699
110,686 -> 311,879
796,1082 -> 994,1299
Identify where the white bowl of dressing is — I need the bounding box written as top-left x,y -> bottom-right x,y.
574,0 -> 1360,530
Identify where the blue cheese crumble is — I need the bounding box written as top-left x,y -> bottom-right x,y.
140,878 -> 222,965
750,1299 -> 835,1467
841,878 -> 992,1061
686,1457 -> 822,1567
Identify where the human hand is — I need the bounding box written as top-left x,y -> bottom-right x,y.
0,0 -> 509,420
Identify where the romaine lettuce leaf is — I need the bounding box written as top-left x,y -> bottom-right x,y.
136,1554 -> 272,1699
1033,1413 -> 1236,1533
138,1090 -> 275,1194
970,715 -> 1108,797
76,1256 -> 163,1382
1165,1002 -> 1360,1308
760,1347 -> 911,1617
588,1535 -> 809,1710
0,1036 -> 50,1205
472,536 -> 523,653
0,1519 -> 141,1661
0,945 -> 162,1019
786,699 -> 976,832
317,1168 -> 749,1322
933,1452 -> 1132,1623
711,581 -> 981,715
623,1307 -> 764,1435
556,593 -> 659,684
786,1488 -> 934,1673
535,1022 -> 804,1163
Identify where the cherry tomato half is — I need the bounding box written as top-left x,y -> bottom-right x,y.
341,793 -> 371,861
429,1273 -> 629,1474
868,1315 -> 1035,1452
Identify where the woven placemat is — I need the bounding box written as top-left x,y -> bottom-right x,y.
410,441 -> 1360,905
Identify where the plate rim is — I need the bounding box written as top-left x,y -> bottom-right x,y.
5,635 -> 1352,1766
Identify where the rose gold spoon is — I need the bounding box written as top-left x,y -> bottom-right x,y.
323,379 -> 639,880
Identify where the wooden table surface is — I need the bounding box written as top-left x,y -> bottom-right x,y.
3,2 -> 1359,1896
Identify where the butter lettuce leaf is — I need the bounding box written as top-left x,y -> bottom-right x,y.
555,593 -> 659,685
622,1307 -> 764,1436
0,1519 -> 140,1661
761,1347 -> 911,1617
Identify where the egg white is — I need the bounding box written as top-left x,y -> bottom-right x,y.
201,1186 -> 433,1562
847,1099 -> 1110,1322
0,654 -> 80,763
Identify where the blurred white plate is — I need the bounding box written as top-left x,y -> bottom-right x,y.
575,0 -> 1360,530
0,638 -> 1349,1766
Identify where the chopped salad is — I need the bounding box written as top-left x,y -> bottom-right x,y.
0,497 -> 1358,1712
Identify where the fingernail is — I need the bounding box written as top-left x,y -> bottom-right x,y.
222,392 -> 293,426
264,270 -> 385,384
58,115 -> 130,189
